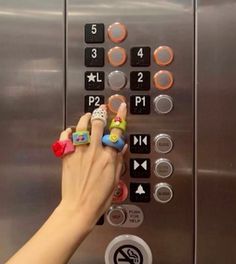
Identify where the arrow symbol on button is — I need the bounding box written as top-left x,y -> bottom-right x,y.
134,160 -> 147,170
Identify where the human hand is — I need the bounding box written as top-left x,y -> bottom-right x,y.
57,103 -> 127,229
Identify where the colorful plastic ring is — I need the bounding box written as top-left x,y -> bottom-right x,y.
72,131 -> 90,145
102,134 -> 125,152
91,108 -> 107,127
52,139 -> 75,158
109,116 -> 127,132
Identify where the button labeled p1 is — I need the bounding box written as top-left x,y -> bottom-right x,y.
130,95 -> 150,114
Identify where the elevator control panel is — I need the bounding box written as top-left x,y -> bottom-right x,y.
67,1 -> 194,263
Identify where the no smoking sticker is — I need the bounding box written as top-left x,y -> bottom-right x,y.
114,245 -> 143,264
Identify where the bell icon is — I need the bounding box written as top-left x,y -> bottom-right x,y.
135,185 -> 146,195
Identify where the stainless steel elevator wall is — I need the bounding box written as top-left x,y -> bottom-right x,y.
196,1 -> 236,263
0,1 -> 64,262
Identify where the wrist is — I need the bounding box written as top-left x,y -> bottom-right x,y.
53,203 -> 94,235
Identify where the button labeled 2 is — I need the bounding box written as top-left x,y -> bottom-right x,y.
130,95 -> 150,114
84,95 -> 104,112
130,71 -> 150,91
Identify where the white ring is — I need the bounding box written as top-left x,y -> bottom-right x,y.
91,108 -> 107,127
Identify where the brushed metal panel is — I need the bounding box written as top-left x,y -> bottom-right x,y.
67,1 -> 194,263
197,1 -> 236,263
0,1 -> 64,262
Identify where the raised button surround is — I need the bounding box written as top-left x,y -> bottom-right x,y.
105,235 -> 153,264
108,22 -> 127,43
154,133 -> 173,154
108,46 -> 127,67
108,71 -> 127,91
153,70 -> 174,90
108,94 -> 126,113
107,206 -> 127,226
154,94 -> 174,114
154,46 -> 174,66
154,158 -> 173,178
154,183 -> 173,203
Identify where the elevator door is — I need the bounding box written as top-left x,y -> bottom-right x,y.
66,0 -> 194,263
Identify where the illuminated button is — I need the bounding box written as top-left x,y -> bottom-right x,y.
108,94 -> 126,114
108,71 -> 127,91
108,47 -> 127,67
105,235 -> 153,264
154,158 -> 173,178
112,180 -> 128,203
154,95 -> 173,114
108,22 -> 127,43
107,206 -> 127,226
154,46 -> 174,66
154,183 -> 173,203
153,70 -> 174,90
154,134 -> 173,154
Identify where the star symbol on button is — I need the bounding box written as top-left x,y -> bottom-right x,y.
87,72 -> 96,82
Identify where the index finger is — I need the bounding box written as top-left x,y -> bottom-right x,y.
110,102 -> 127,137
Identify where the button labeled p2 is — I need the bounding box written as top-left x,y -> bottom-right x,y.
84,95 -> 104,113
130,95 -> 150,114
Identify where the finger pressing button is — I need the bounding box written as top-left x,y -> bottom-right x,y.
108,47 -> 127,67
153,70 -> 174,90
108,22 -> 127,43
154,46 -> 174,66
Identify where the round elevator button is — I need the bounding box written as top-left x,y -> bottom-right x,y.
154,158 -> 173,178
108,94 -> 126,113
105,235 -> 153,264
154,183 -> 173,203
154,95 -> 173,114
108,47 -> 127,67
107,206 -> 127,226
108,22 -> 127,43
154,46 -> 174,66
153,70 -> 174,90
112,180 -> 128,203
108,71 -> 127,91
154,134 -> 173,154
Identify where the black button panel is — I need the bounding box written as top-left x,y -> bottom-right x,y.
130,134 -> 151,154
85,47 -> 105,67
131,47 -> 151,67
130,95 -> 151,114
85,71 -> 104,90
130,183 -> 151,203
130,158 -> 151,178
130,71 -> 150,91
85,23 -> 104,43
84,95 -> 105,112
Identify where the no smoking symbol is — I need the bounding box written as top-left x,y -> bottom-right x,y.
114,245 -> 143,264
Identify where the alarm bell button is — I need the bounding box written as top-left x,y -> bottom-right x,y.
108,22 -> 127,43
108,47 -> 127,67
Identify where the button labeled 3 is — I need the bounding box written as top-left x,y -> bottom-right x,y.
108,47 -> 127,67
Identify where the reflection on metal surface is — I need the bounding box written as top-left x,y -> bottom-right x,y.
0,0 -> 64,262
